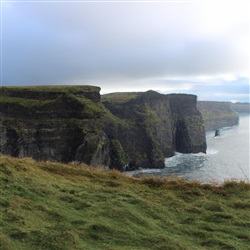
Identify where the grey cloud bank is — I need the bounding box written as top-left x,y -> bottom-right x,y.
1,1 -> 249,102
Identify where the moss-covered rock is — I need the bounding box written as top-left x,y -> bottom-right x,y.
75,131 -> 110,167
109,139 -> 126,171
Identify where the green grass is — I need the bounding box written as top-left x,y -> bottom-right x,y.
1,155 -> 250,250
0,96 -> 54,108
1,85 -> 100,93
202,112 -> 238,122
101,92 -> 142,103
0,88 -> 104,121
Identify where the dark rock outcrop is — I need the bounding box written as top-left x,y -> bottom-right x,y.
1,86 -> 207,170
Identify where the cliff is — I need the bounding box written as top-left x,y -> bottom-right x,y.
0,86 -> 108,165
197,101 -> 239,131
0,86 -> 206,170
102,91 -> 206,169
231,102 -> 250,113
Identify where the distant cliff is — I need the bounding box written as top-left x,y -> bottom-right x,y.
231,102 -> 250,113
197,101 -> 239,131
0,86 -> 206,170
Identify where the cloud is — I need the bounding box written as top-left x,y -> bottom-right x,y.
156,76 -> 249,102
1,1 -> 249,101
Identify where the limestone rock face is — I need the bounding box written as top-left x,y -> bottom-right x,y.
1,86 -> 207,170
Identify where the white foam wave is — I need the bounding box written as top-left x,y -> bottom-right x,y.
206,149 -> 218,155
141,169 -> 162,173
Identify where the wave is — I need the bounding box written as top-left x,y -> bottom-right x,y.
140,169 -> 162,174
206,149 -> 219,155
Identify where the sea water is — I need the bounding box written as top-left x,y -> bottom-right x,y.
128,114 -> 250,183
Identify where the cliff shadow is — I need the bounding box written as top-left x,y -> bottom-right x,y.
174,120 -> 191,153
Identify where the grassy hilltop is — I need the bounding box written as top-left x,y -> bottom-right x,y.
1,155 -> 250,250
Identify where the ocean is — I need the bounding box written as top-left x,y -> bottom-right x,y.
128,114 -> 250,184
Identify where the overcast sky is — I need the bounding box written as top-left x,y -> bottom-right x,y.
1,0 -> 249,101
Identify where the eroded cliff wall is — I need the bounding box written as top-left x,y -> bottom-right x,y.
1,86 -> 207,170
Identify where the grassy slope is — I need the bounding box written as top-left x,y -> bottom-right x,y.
1,155 -> 250,250
101,92 -> 142,103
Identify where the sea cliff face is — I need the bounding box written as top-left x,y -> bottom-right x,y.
103,91 -> 207,169
0,86 -> 207,170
